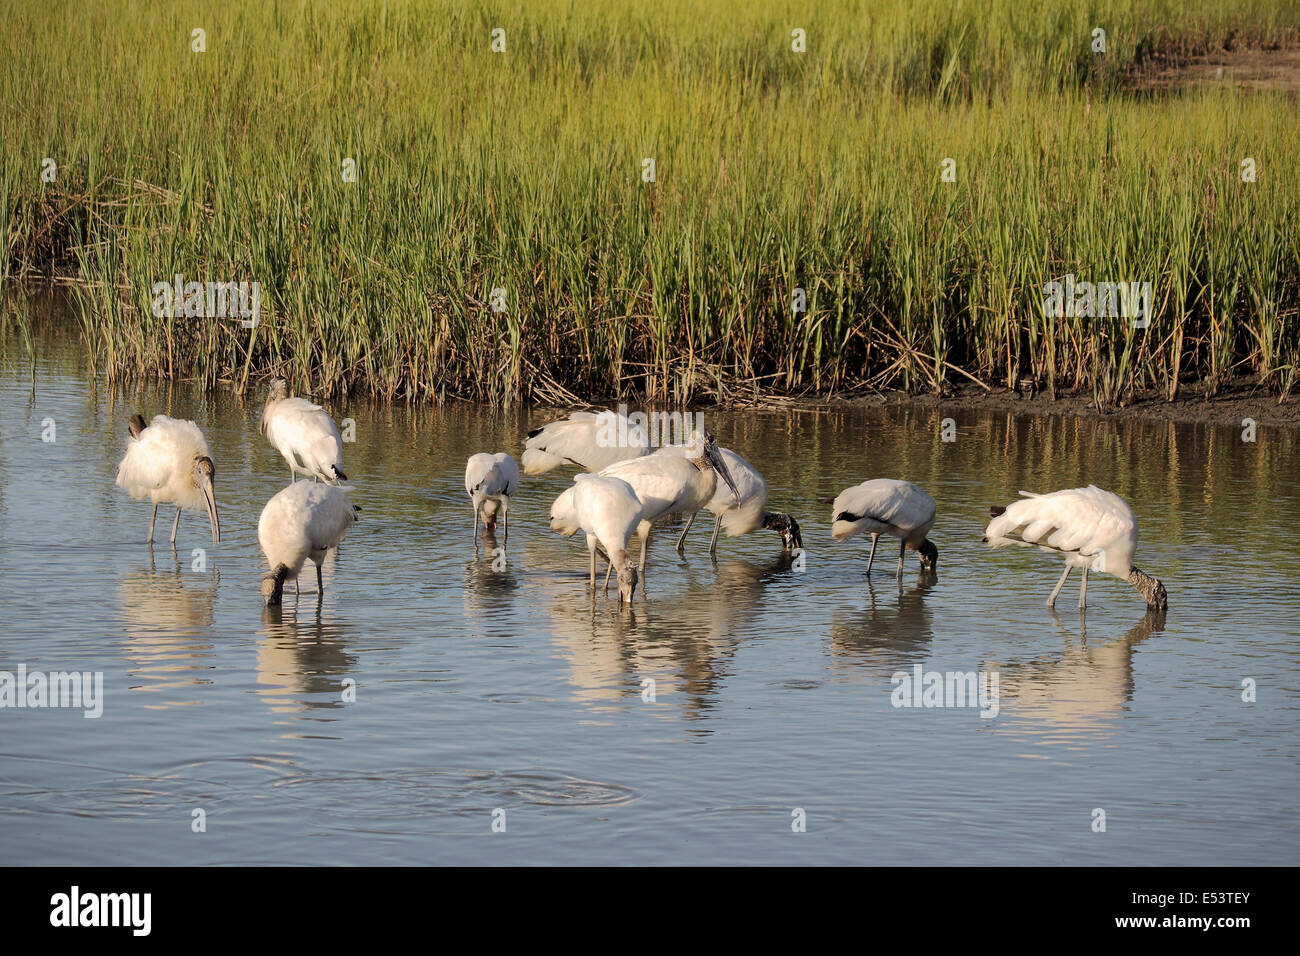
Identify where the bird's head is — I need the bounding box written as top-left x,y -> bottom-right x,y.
918,539 -> 939,573
266,377 -> 289,402
690,431 -> 740,506
193,456 -> 220,544
262,565 -> 288,606
614,551 -> 639,605
763,513 -> 803,551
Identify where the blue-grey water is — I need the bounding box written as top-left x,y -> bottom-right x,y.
1,308 -> 1297,865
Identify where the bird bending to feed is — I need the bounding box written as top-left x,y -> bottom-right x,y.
983,484 -> 1167,611
677,446 -> 802,555
258,482 -> 359,606
260,377 -> 348,484
831,479 -> 937,576
465,452 -> 519,547
600,430 -> 741,575
116,413 -> 221,545
522,409 -> 650,475
571,474 -> 642,603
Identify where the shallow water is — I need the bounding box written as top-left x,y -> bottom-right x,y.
1,309 -> 1297,865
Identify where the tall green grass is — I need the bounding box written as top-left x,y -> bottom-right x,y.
4,0 -> 1299,403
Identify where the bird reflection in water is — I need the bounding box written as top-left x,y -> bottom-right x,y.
828,571 -> 937,677
987,609 -> 1168,743
547,552 -> 798,725
462,526 -> 520,620
257,602 -> 356,715
118,551 -> 217,707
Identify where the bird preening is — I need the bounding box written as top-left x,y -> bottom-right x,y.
116,413 -> 221,546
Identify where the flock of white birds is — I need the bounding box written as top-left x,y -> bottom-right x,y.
114,390 -> 1168,612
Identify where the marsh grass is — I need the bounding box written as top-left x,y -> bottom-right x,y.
3,0 -> 1299,403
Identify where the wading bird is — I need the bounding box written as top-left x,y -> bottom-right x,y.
115,414 -> 221,546
522,409 -> 650,475
465,452 -> 519,547
600,430 -> 740,576
983,485 -> 1167,611
675,447 -> 802,555
831,479 -> 938,577
258,482 -> 359,606
571,474 -> 642,603
260,378 -> 347,484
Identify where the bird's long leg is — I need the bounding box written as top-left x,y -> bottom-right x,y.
604,560 -> 614,592
1047,564 -> 1072,609
147,504 -> 158,544
709,515 -> 722,556
675,512 -> 696,552
589,546 -> 597,588
503,507 -> 509,549
896,538 -> 906,578
317,561 -> 324,594
1078,566 -> 1089,611
170,507 -> 182,544
639,530 -> 649,574
866,533 -> 879,576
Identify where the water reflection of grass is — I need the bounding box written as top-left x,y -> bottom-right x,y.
4,0 -> 1298,406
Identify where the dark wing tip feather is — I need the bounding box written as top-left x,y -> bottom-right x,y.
834,511 -> 860,523
989,505 -> 1006,518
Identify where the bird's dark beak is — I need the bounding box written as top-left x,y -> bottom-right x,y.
200,474 -> 220,545
706,442 -> 741,505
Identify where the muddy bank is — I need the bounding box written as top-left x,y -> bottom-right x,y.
787,380 -> 1300,430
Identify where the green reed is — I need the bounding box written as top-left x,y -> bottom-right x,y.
3,0 -> 1299,404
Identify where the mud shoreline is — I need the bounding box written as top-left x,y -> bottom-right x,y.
759,379 -> 1300,430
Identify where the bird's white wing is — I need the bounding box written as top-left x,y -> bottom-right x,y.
600,455 -> 695,522
985,485 -> 1137,576
115,415 -> 209,498
523,411 -> 649,475
574,474 -> 643,545
492,453 -> 520,497
831,479 -> 935,541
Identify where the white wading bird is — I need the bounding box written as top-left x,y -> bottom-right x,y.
831,479 -> 938,576
260,378 -> 348,484
674,447 -> 802,555
522,409 -> 650,475
571,474 -> 642,603
599,430 -> 740,576
465,452 -> 519,547
983,485 -> 1167,611
115,413 -> 221,545
258,482 -> 359,606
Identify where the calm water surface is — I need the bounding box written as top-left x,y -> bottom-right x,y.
1,316 -> 1297,865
